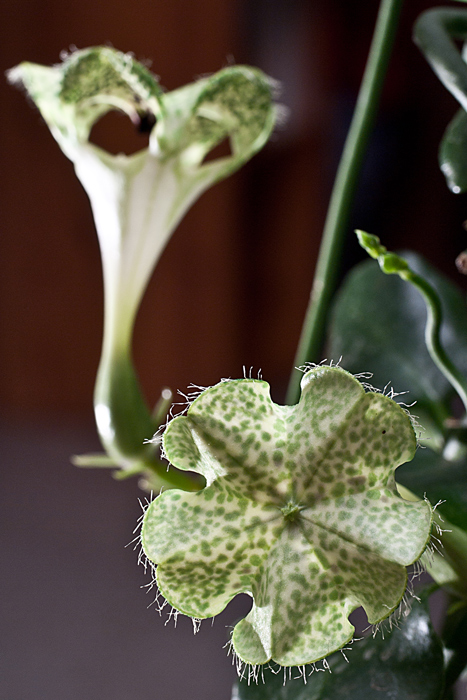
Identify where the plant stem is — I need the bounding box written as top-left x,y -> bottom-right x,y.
286,0 -> 403,405
94,348 -> 200,491
356,231 -> 467,417
406,270 -> 467,416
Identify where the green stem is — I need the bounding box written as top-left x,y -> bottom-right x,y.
357,231 -> 467,416
404,270 -> 467,415
94,348 -> 200,491
91,250 -> 201,491
286,0 -> 403,405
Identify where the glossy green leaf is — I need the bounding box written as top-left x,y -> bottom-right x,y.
142,366 -> 432,666
234,598 -> 444,700
414,8 -> 467,192
440,107 -> 467,193
356,232 -> 467,417
328,252 -> 467,418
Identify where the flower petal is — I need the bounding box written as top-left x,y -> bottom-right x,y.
156,66 -> 278,166
301,488 -> 431,566
231,522 -> 407,666
142,481 -> 282,618
9,47 -> 162,152
141,366 -> 432,667
291,368 -> 417,500
232,525 -> 355,665
165,380 -> 294,502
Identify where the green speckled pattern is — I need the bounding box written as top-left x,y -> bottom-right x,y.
60,47 -> 162,107
10,48 -> 276,165
142,366 -> 432,666
183,68 -> 274,153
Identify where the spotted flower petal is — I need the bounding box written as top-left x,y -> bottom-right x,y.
141,366 -> 432,666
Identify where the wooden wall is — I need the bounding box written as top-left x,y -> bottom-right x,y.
1,0 -> 466,419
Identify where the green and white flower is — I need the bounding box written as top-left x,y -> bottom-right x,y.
142,365 -> 432,666
9,48 -> 279,479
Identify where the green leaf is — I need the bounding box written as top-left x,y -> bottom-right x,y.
142,366 -> 432,666
439,107 -> 467,193
328,252 -> 467,418
421,518 -> 467,596
233,597 -> 444,699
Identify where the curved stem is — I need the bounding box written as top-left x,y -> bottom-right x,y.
286,0 -> 404,405
357,231 -> 467,416
404,270 -> 467,415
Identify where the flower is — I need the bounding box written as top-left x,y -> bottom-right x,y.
142,365 -> 432,666
8,48 -> 279,475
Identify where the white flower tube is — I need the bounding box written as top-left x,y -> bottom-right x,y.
9,47 -> 280,486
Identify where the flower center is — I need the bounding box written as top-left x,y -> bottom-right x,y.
281,501 -> 302,522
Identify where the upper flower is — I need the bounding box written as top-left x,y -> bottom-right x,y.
142,365 -> 432,666
8,48 -> 280,475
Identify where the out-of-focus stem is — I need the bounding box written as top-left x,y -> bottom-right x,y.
286,0 -> 403,405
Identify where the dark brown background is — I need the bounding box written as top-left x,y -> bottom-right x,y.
1,1 -> 466,699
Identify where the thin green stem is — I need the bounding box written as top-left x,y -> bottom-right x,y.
404,270 -> 467,415
286,0 -> 403,405
357,231 -> 467,416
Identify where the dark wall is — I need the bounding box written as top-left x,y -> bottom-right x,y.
2,0 -> 467,420
1,0 -> 244,417
2,0 -> 467,417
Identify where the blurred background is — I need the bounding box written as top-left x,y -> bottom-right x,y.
1,1 -> 467,698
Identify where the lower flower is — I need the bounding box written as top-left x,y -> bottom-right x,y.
141,365 -> 433,666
